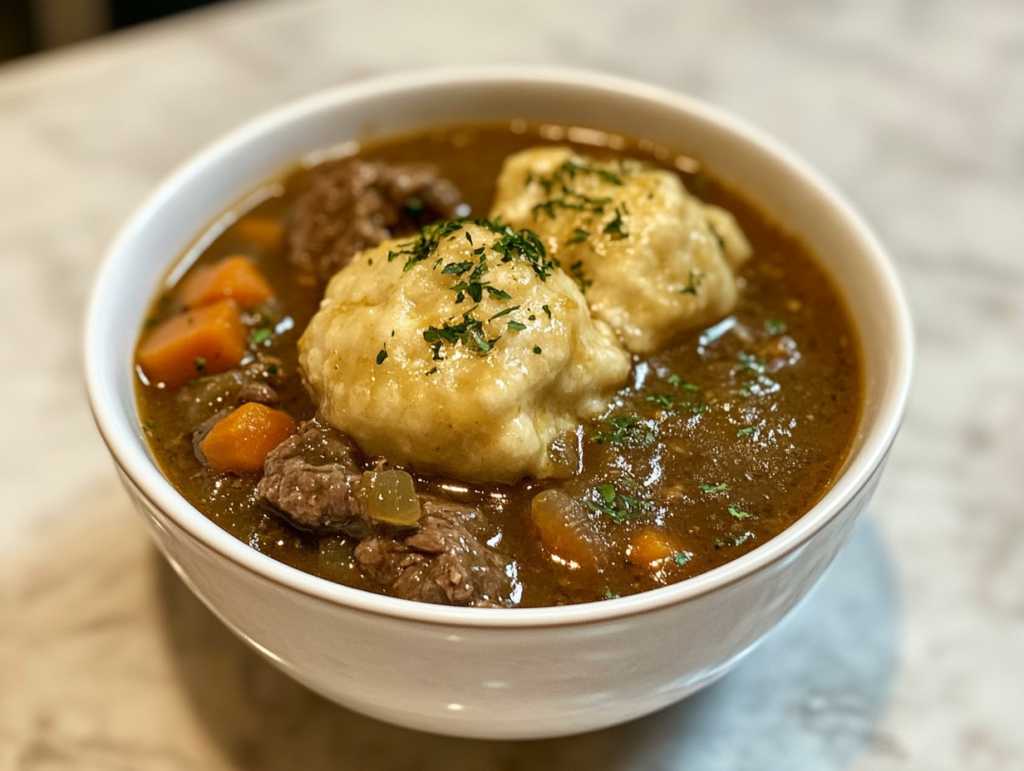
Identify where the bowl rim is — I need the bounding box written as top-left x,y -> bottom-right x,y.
85,65 -> 913,629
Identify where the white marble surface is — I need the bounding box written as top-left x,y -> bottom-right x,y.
1,0 -> 1022,768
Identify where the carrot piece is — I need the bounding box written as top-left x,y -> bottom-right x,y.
627,527 -> 685,567
137,300 -> 247,387
177,256 -> 274,309
199,403 -> 296,474
234,218 -> 285,253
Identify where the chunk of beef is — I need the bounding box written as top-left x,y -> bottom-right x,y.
354,501 -> 511,607
179,357 -> 283,426
236,380 -> 280,407
256,419 -> 375,537
289,159 -> 463,282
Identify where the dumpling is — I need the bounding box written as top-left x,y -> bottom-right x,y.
490,147 -> 752,354
300,220 -> 631,484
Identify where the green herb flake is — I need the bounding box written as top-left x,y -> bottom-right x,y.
700,482 -> 728,494
764,317 -> 787,335
542,304 -> 552,319
568,260 -> 593,292
673,551 -> 692,566
603,206 -> 629,239
533,346 -> 543,354
250,327 -> 272,346
423,310 -> 502,360
737,426 -> 756,438
507,320 -> 527,331
441,260 -> 473,276
194,356 -> 206,373
376,346 -> 388,365
645,376 -> 705,415
488,305 -> 521,321
425,366 -> 438,376
567,228 -> 589,245
141,421 -> 156,431
679,269 -> 704,295
603,587 -> 620,600
728,505 -> 753,520
267,364 -> 278,375
587,479 -> 652,524
388,219 -> 465,272
593,415 -> 656,446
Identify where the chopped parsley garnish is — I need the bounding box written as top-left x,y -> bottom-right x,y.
737,426 -> 756,438
387,220 -> 464,272
567,228 -> 590,244
194,356 -> 206,373
533,192 -> 613,221
645,374 -> 705,414
425,366 -> 438,376
593,415 -> 655,446
764,317 -> 787,335
250,327 -> 272,346
728,505 -> 753,520
530,158 -> 625,196
533,346 -> 543,354
679,269 -> 704,295
673,551 -> 692,566
404,196 -> 425,219
485,221 -> 555,281
141,421 -> 156,430
376,346 -> 388,365
423,310 -> 501,360
587,479 -> 652,523
603,587 -> 620,600
714,533 -> 752,549
507,320 -> 527,331
267,364 -> 278,375
488,305 -> 520,321
602,205 -> 629,239
542,304 -> 552,319
700,482 -> 728,494
568,260 -> 593,292
441,260 -> 473,276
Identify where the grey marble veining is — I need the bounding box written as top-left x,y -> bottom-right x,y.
1,1 -> 1022,768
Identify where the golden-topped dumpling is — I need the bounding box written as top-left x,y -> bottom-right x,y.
300,221 -> 630,483
490,147 -> 752,354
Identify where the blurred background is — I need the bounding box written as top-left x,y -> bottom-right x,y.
0,0 -> 221,60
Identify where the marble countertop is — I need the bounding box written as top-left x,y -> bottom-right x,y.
2,0 -> 1022,768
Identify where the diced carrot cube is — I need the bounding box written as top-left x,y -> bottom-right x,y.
234,218 -> 285,253
199,403 -> 296,474
137,299 -> 247,387
177,255 -> 274,309
627,527 -> 685,566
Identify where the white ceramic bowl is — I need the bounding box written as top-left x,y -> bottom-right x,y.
85,67 -> 912,740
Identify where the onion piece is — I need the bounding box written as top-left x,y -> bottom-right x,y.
360,469 -> 421,526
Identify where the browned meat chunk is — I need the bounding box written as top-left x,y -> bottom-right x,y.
236,380 -> 280,407
191,371 -> 282,465
289,159 -> 463,282
354,502 -> 511,607
256,420 -> 375,537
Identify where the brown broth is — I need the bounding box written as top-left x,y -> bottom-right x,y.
135,123 -> 863,607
